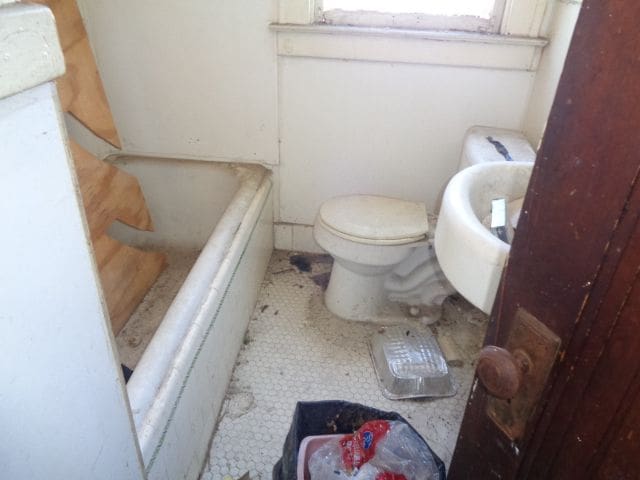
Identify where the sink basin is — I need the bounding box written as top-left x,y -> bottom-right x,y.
434,162 -> 533,314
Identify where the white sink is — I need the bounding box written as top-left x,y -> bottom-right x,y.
434,162 -> 533,314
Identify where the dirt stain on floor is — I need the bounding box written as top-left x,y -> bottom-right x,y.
310,272 -> 331,290
288,253 -> 333,291
289,254 -> 312,272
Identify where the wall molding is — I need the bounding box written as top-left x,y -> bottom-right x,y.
272,24 -> 547,71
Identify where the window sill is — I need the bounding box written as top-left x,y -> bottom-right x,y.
270,23 -> 548,71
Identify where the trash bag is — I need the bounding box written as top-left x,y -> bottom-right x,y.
272,400 -> 446,480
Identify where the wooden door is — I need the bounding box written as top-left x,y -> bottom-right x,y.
449,1 -> 640,478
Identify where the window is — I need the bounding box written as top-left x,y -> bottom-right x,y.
318,0 -> 507,33
275,0 -> 551,68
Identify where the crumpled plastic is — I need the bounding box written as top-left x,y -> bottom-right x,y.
308,420 -> 441,480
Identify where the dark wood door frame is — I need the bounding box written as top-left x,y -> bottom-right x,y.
449,0 -> 640,477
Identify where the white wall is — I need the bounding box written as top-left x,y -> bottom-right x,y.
77,1 -> 579,251
523,0 -> 582,147
77,0 -> 279,165
1,82 -> 145,480
278,57 -> 534,225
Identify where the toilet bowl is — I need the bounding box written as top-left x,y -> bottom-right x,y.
314,126 -> 536,321
313,195 -> 430,321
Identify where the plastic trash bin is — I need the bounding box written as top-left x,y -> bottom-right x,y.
272,400 -> 446,480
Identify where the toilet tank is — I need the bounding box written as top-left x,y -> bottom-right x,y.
459,126 -> 536,171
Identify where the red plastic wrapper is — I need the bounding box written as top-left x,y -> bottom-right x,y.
376,473 -> 407,480
341,420 -> 390,471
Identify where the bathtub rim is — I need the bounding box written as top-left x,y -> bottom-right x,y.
114,157 -> 272,465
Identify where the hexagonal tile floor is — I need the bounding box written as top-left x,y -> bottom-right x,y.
200,250 -> 487,479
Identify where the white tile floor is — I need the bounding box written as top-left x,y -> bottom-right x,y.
200,251 -> 487,480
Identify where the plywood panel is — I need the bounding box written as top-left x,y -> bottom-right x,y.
92,236 -> 166,335
36,0 -> 121,148
36,0 -> 165,334
71,142 -> 152,236
71,141 -> 166,334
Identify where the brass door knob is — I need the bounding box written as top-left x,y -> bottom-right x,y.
477,346 -> 531,400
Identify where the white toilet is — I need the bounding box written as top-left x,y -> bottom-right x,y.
313,126 -> 536,322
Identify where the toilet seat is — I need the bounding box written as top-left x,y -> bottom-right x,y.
318,195 -> 428,246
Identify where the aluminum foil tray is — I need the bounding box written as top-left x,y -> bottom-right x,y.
369,325 -> 455,399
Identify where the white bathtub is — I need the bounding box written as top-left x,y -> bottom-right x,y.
108,156 -> 273,480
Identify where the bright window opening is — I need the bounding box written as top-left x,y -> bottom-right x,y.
323,0 -> 497,18
319,0 -> 504,32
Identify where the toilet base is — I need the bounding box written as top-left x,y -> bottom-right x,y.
324,260 -> 393,322
385,244 -> 456,308
323,245 -> 456,323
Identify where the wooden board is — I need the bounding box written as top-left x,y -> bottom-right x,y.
35,0 -> 165,335
92,236 -> 166,335
71,142 -> 153,236
36,0 -> 121,148
71,141 -> 166,334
